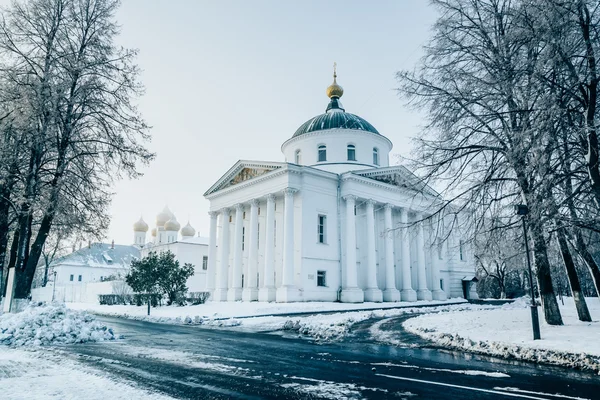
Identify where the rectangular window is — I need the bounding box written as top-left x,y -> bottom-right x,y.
242,227 -> 245,250
437,241 -> 443,260
459,240 -> 465,261
78,275 -> 82,282
318,146 -> 327,162
347,145 -> 356,161
440,279 -> 444,291
202,256 -> 208,270
274,220 -> 277,246
69,274 -> 74,282
257,223 -> 260,249
317,270 -> 326,287
318,214 -> 327,244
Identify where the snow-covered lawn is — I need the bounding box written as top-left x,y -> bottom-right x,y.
403,297 -> 600,373
0,348 -> 173,400
67,298 -> 466,321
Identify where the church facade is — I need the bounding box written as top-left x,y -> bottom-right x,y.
204,71 -> 476,303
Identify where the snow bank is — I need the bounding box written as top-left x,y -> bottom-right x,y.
0,303 -> 115,346
403,297 -> 600,374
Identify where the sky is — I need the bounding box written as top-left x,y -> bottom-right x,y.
107,0 -> 439,245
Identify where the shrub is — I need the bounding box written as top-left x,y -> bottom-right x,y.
186,292 -> 210,305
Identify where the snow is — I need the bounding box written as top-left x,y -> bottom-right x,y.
403,297 -> 600,373
0,303 -> 114,346
0,348 -> 173,400
67,298 -> 467,328
69,298 -> 466,319
281,376 -> 388,399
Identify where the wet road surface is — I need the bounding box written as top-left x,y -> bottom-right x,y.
60,315 -> 599,399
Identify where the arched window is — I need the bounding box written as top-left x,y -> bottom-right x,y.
373,147 -> 379,165
295,149 -> 302,164
347,144 -> 356,161
318,145 -> 327,162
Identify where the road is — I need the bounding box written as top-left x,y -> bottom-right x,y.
60,315 -> 599,400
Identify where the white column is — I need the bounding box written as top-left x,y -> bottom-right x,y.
206,211 -> 218,294
399,208 -> 417,302
341,195 -> 364,303
213,209 -> 230,301
242,199 -> 259,301
382,204 -> 400,302
259,194 -> 276,301
277,188 -> 298,302
415,213 -> 432,300
228,203 -> 243,301
363,200 -> 382,302
430,217 -> 446,300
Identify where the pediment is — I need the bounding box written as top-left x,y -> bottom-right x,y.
352,166 -> 439,197
204,160 -> 286,196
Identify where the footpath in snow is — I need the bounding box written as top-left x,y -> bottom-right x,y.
403,297 -> 600,374
68,299 -> 496,342
67,298 -> 466,320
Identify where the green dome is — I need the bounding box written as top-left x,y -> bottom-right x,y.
293,101 -> 380,138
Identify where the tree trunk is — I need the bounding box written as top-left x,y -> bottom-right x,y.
528,217 -> 563,325
556,228 -> 592,322
572,229 -> 600,299
16,212 -> 54,298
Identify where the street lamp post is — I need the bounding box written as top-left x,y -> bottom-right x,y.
515,205 -> 541,340
51,271 -> 57,302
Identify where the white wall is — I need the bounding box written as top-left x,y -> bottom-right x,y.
281,129 -> 392,174
31,281 -> 117,303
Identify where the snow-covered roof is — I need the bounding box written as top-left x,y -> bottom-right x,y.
51,243 -> 140,269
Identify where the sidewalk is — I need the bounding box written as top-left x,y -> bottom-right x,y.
67,298 -> 469,321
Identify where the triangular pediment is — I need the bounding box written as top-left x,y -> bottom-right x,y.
204,160 -> 286,196
352,166 -> 440,197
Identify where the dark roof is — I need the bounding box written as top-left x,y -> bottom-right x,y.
292,97 -> 380,138
51,243 -> 140,269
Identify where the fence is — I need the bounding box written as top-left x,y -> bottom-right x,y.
31,281 -> 122,304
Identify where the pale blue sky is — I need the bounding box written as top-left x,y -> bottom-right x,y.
108,0 -> 438,244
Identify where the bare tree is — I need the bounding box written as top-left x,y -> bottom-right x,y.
397,0 -> 564,324
0,0 -> 153,301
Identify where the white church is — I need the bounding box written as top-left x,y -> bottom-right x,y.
203,70 -> 477,303
132,208 -> 210,293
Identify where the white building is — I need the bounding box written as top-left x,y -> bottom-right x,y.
134,208 -> 209,292
47,242 -> 140,285
204,70 -> 476,303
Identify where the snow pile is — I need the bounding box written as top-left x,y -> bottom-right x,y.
0,303 -> 115,346
403,297 -> 600,374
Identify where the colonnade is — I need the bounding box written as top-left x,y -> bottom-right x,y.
340,196 -> 446,303
208,189 -> 297,303
205,189 -> 446,303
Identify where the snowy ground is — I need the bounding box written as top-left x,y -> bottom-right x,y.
403,297 -> 600,373
0,348 -> 174,400
67,298 -> 466,320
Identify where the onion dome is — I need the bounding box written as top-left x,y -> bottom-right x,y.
133,217 -> 148,232
181,222 -> 196,237
151,227 -> 157,237
156,206 -> 174,227
326,63 -> 344,99
164,217 -> 181,232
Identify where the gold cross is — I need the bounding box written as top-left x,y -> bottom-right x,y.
333,62 -> 337,78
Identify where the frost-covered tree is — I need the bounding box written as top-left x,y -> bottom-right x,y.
0,0 -> 153,300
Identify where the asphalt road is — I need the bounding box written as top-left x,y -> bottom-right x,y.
60,315 -> 599,400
